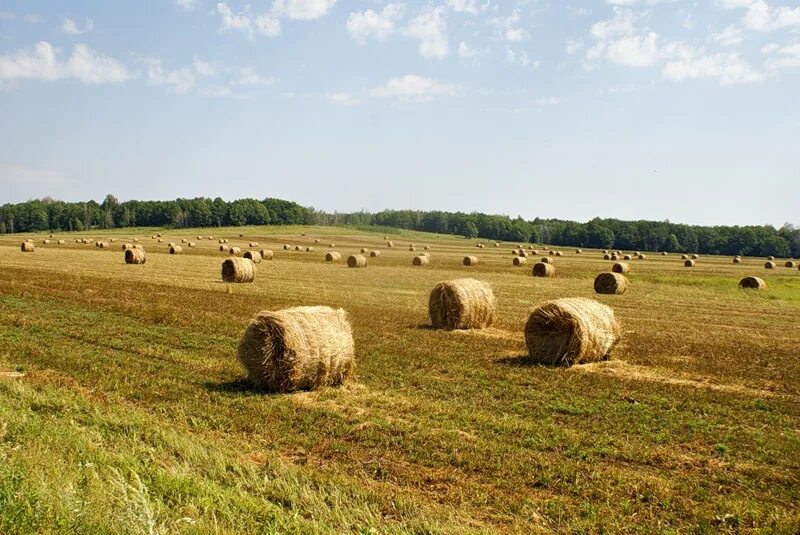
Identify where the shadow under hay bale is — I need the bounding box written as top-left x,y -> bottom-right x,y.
237,306 -> 354,392
594,272 -> 627,295
524,297 -> 621,367
428,278 -> 495,330
532,262 -> 555,277
739,276 -> 766,290
222,257 -> 255,283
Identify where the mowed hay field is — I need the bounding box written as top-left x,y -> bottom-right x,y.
1,227 -> 799,534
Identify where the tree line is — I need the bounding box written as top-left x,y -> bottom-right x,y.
1,195 -> 798,258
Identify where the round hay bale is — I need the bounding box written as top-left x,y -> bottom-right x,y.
99,242 -> 109,249
110,238 -> 116,243
575,249 -> 582,254
222,257 -> 255,283
733,257 -> 742,264
169,245 -> 183,254
524,297 -> 621,366
329,243 -> 335,248
370,250 -> 380,258
623,254 -> 632,261
611,262 -> 630,274
691,254 -> 699,260
283,244 -> 291,250
387,241 -> 394,247
764,261 -> 776,269
518,250 -> 528,257
168,242 -> 176,248
540,257 -> 553,264
555,251 -> 563,257
295,245 -> 302,251
409,245 -> 416,252
244,250 -> 262,263
360,247 -> 368,254
594,272 -> 627,295
463,256 -> 479,266
249,242 -> 259,248
347,254 -> 367,268
513,256 -> 527,267
306,246 -> 314,252
260,249 -> 274,260
633,251 -> 640,256
785,261 -> 796,268
603,254 -> 611,260
767,256 -> 775,261
638,254 -> 646,260
124,248 -> 146,264
42,239 -> 51,245
531,250 -> 539,255
230,247 -> 242,256
428,278 -> 495,330
208,236 -> 213,240
20,242 -> 35,252
532,262 -> 555,277
681,254 -> 688,260
239,234 -> 244,238
314,239 -> 320,243
133,238 -> 139,243
57,240 -> 65,245
181,238 -> 187,243
236,306 -> 355,392
603,250 -> 609,254
684,259 -> 696,267
739,276 -> 766,290
75,239 -> 81,243
424,245 -> 430,250
325,251 -> 342,262
412,254 -> 429,266
220,244 -> 230,252
495,243 -> 500,247
219,239 -> 225,244
549,250 -> 555,256
157,238 -> 163,243
610,254 -> 619,261
661,251 -> 668,256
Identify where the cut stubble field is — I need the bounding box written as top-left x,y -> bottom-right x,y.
1,226 -> 799,534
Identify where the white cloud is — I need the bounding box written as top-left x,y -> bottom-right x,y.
591,8 -> 636,40
568,7 -> 592,16
347,4 -> 404,44
711,25 -> 743,46
507,48 -> 538,67
458,41 -> 477,58
326,92 -> 359,105
144,59 -> 196,94
535,96 -> 562,105
566,39 -> 583,55
370,74 -> 458,101
236,66 -> 275,85
193,57 -> 216,77
663,52 -> 763,84
217,2 -> 281,39
493,10 -> 526,42
272,0 -> 337,21
0,42 -> 129,86
720,1 -> 800,31
62,18 -> 93,35
446,0 -> 489,15
176,0 -> 197,10
405,7 -> 449,58
763,41 -> 800,71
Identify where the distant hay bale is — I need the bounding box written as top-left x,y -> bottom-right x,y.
208,236 -> 213,240
260,249 -> 274,260
249,242 -> 259,248
638,254 -> 646,260
513,256 -> 527,267
524,297 -> 621,367
691,254 -> 699,259
555,251 -> 563,257
428,278 -> 495,330
495,243 -> 500,247
237,306 -> 354,392
575,249 -> 582,254
220,244 -> 230,252
75,239 -> 82,243
219,239 -> 225,243
314,239 -> 320,243
170,245 -> 183,254
424,245 -> 430,250
244,250 -> 262,263
549,250 -> 555,256
295,245 -> 302,251
20,242 -> 35,253
329,243 -> 335,248
124,248 -> 146,264
739,276 -> 766,290
764,261 -> 776,269
785,261 -> 796,268
188,242 -> 196,247
623,254 -> 632,261
531,250 -> 539,255
239,234 -> 244,238
518,250 -> 528,257
197,235 -> 202,240
733,257 -> 742,264
133,238 -> 139,243
230,247 -> 242,256
387,241 -> 394,247
347,254 -> 367,268
370,250 -> 380,257
540,257 -> 553,264
326,251 -> 342,262
532,262 -> 555,277
222,257 -> 255,283
98,242 -> 109,249
684,259 -> 696,267
603,250 -> 609,254
168,242 -> 175,247
182,238 -> 187,243
612,262 -> 630,274
610,254 -> 619,261
157,238 -> 163,243
57,240 -> 65,245
681,254 -> 688,260
156,233 -> 162,238
633,251 -> 640,256
409,245 -> 416,252
412,254 -> 429,266
603,254 -> 611,260
594,272 -> 627,295
767,256 -> 775,261
283,244 -> 291,250
306,246 -> 314,252
42,239 -> 51,244
463,256 -> 479,266
661,251 -> 668,256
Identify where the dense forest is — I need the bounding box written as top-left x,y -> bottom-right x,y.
1,195 -> 798,257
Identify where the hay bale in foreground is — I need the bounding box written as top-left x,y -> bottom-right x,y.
222,257 -> 255,283
594,273 -> 627,295
20,242 -> 35,253
764,261 -> 776,269
169,245 -> 183,254
612,262 -> 630,274
412,255 -> 429,266
237,306 -> 354,392
347,254 -> 367,268
524,297 -> 621,367
125,248 -> 146,264
463,256 -> 479,266
370,250 -> 380,257
513,256 -> 527,267
785,261 -> 796,268
230,247 -> 242,256
428,278 -> 495,330
326,251 -> 342,262
684,259 -> 696,267
244,250 -> 262,263
532,262 -> 555,277
260,249 -> 274,260
739,276 -> 766,290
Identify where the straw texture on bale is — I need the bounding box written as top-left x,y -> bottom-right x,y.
524,297 -> 621,367
125,248 -> 146,264
230,247 -> 242,256
532,262 -> 555,277
785,261 -> 796,268
513,256 -> 527,267
347,254 -> 367,268
594,272 -> 628,295
541,257 -> 553,264
370,250 -> 380,257
237,306 -> 355,392
764,261 -> 776,269
220,244 -> 230,252
260,249 -> 274,260
325,251 -> 342,262
169,245 -> 183,254
612,262 -> 630,274
684,259 -> 696,267
222,257 -> 255,283
463,256 -> 479,266
20,242 -> 35,252
244,250 -> 262,263
412,255 -> 429,266
739,276 -> 766,290
428,278 -> 495,330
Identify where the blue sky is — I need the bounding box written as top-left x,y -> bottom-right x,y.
0,0 -> 798,226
